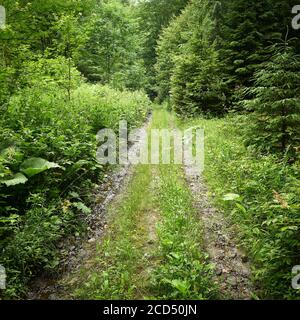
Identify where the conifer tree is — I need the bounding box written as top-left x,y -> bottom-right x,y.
156,0 -> 225,116
244,44 -> 300,158
136,0 -> 189,98
219,0 -> 300,107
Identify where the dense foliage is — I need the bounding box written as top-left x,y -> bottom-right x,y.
155,0 -> 224,114
77,0 -> 146,90
0,80 -> 149,297
155,0 -> 300,299
181,115 -> 300,299
243,44 -> 300,158
0,0 -> 149,297
1,0 -> 300,300
154,1 -> 300,161
135,0 -> 188,98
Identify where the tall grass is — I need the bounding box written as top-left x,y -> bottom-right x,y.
0,82 -> 149,298
180,115 -> 300,299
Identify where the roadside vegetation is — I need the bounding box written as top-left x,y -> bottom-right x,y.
156,0 -> 300,299
1,0 -> 300,300
0,82 -> 149,298
179,115 -> 300,299
0,0 -> 149,298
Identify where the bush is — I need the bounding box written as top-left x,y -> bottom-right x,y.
0,79 -> 149,298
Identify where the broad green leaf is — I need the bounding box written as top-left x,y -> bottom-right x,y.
1,173 -> 28,187
20,158 -> 61,177
222,193 -> 240,201
166,279 -> 190,294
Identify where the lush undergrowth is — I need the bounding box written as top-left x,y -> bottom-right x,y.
180,115 -> 300,299
0,83 -> 149,298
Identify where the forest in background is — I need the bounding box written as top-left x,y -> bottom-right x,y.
0,0 -> 300,299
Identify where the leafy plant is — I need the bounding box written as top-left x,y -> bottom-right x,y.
1,173 -> 28,187
0,80 -> 149,298
182,114 -> 300,299
20,158 -> 62,178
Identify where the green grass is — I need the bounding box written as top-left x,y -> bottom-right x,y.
147,108 -> 217,299
149,164 -> 217,299
69,107 -> 217,300
179,114 -> 300,299
72,164 -> 155,299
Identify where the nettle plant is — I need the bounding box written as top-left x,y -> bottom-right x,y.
0,154 -> 61,188
0,150 -> 62,221
0,148 -> 62,244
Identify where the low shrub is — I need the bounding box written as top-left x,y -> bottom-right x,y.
0,81 -> 149,298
